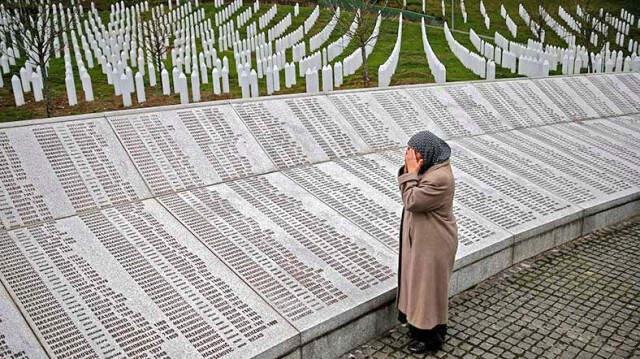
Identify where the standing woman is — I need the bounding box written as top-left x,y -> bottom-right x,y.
395,130 -> 459,354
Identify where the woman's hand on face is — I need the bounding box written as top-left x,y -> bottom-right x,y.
404,148 -> 423,175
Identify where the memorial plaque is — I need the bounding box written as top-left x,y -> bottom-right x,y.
533,77 -> 598,120
444,84 -> 513,133
447,142 -> 580,235
232,96 -> 368,169
0,201 -> 297,358
158,173 -> 396,341
285,162 -> 402,250
474,81 -> 542,128
456,135 -> 599,204
502,80 -> 566,125
403,87 -> 480,138
558,121 -> 640,168
371,89 -> 445,140
327,92 -> 406,149
586,75 -> 640,113
0,119 -> 150,230
0,273 -> 47,358
614,73 -> 640,101
490,130 -> 635,196
527,125 -> 640,186
561,76 -> 621,117
604,115 -> 640,138
108,106 -> 274,195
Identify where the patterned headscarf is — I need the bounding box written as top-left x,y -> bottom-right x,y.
407,130 -> 451,175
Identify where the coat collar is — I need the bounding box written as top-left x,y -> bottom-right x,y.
424,159 -> 450,175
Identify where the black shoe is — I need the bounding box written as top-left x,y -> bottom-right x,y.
407,339 -> 437,354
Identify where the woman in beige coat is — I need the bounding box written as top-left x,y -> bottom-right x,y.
396,130 -> 459,354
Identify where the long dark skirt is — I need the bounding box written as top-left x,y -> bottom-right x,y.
398,310 -> 447,343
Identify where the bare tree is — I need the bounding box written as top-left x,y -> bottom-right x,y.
142,8 -> 171,83
327,0 -> 387,87
572,0 -> 607,72
0,0 -> 84,117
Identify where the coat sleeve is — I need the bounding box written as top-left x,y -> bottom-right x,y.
397,171 -> 448,213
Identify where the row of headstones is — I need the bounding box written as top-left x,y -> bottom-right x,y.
267,13 -> 292,43
444,22 -> 489,78
214,0 -> 243,27
232,11 -> 380,97
420,18 -> 446,83
618,8 -> 636,28
518,4 -> 545,41
558,5 -> 580,33
309,7 -> 339,52
235,6 -> 253,29
229,2 -> 304,57
539,6 -> 576,47
342,13 -> 381,77
258,3 -> 277,30
304,5 -> 320,34
235,60 -> 343,97
500,4 -> 517,38
378,14 -> 403,87
479,0 -> 490,30
604,10 -> 633,35
326,11 -> 359,62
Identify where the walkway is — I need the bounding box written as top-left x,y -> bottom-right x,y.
341,215 -> 640,359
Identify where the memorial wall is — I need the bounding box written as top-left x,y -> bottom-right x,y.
0,73 -> 639,358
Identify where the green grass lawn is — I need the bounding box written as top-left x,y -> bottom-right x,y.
0,0 -> 638,122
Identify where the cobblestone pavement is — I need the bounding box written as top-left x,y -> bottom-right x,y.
341,216 -> 640,359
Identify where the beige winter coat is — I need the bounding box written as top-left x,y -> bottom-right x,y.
395,159 -> 459,330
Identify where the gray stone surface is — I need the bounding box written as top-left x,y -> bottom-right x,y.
0,118 -> 150,230
0,200 -> 298,358
158,172 -> 397,343
231,96 -> 369,169
0,277 -> 47,358
0,73 -> 639,358
106,105 -> 276,194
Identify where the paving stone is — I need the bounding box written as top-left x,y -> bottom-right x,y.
341,217 -> 640,359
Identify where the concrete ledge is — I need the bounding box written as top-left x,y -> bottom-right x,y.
582,199 -> 640,235
281,300 -> 399,359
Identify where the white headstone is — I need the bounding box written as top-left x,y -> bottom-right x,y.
334,61 -> 343,87
240,70 -> 250,98
212,68 -> 221,95
31,71 -> 43,101
172,66 -> 180,94
66,73 -> 78,106
200,62 -> 208,84
486,60 -> 496,80
265,66 -> 273,95
178,72 -> 189,104
161,68 -> 171,95
20,67 -> 31,93
273,65 -> 280,92
191,71 -> 201,102
148,63 -> 157,87
250,69 -> 259,97
121,73 -> 132,107
135,72 -> 145,103
81,71 -> 94,102
322,65 -> 333,92
11,75 -> 25,106
221,65 -> 230,93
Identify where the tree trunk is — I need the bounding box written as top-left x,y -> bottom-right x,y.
361,44 -> 369,87
43,75 -> 52,118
